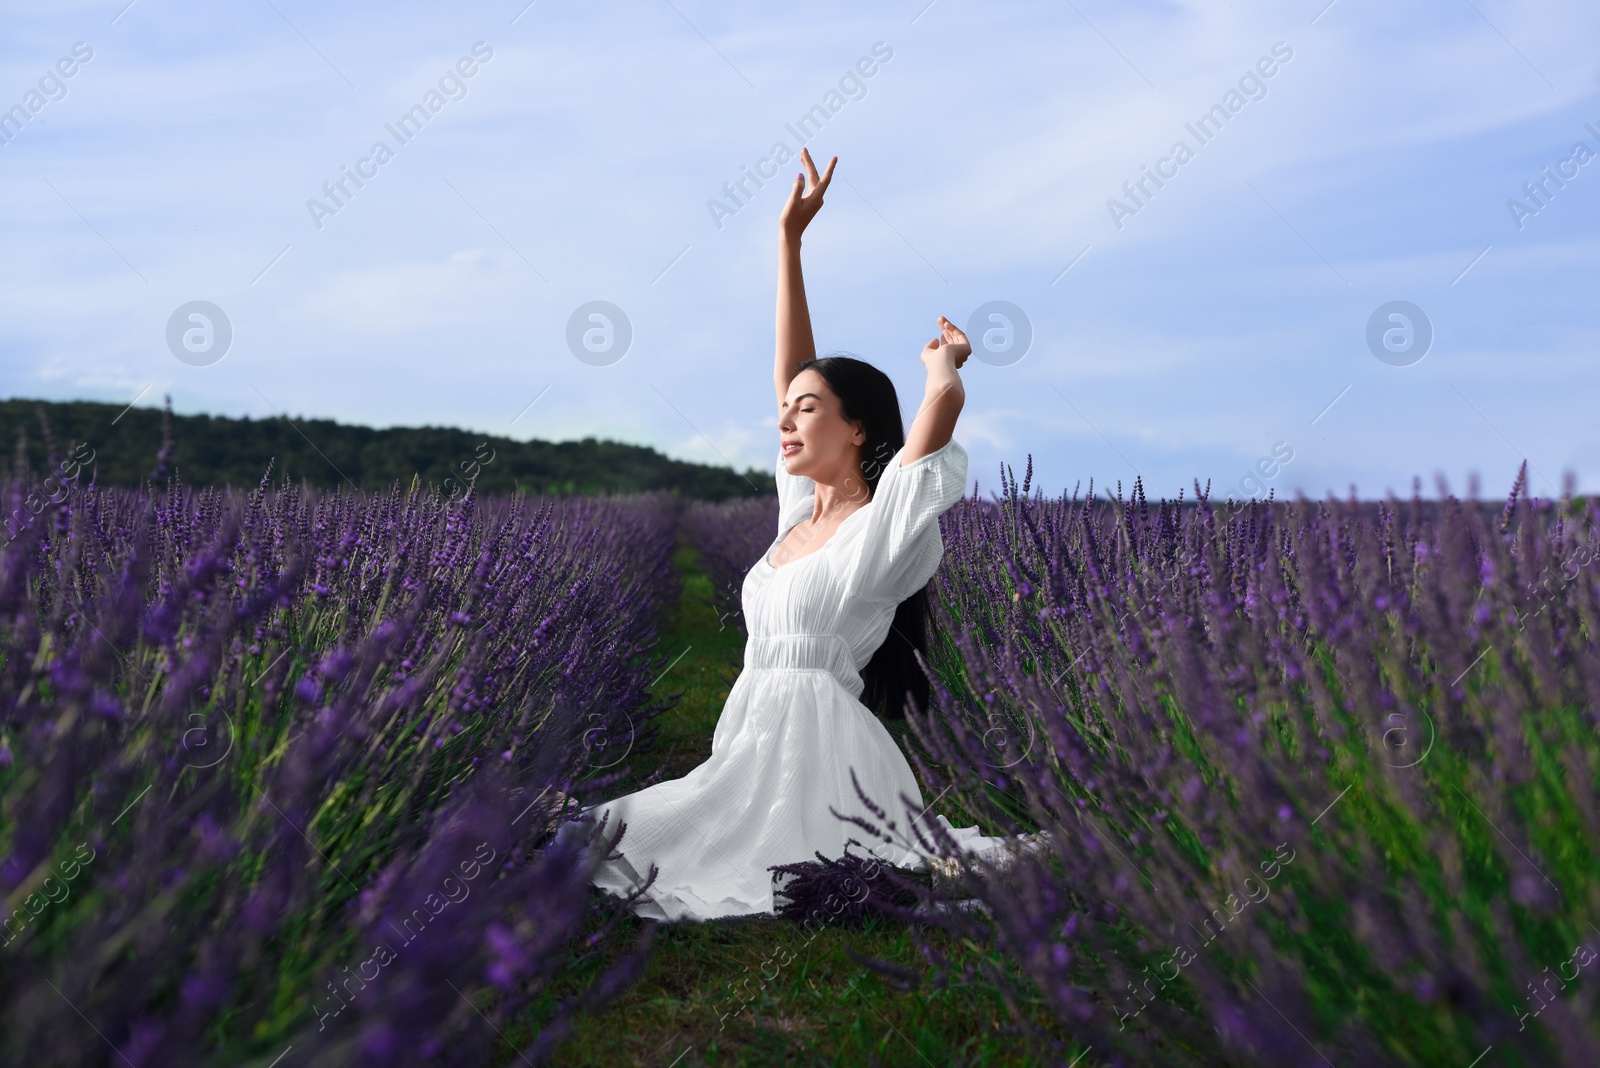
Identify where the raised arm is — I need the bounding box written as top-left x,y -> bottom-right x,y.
900,316 -> 970,465
775,147 -> 837,409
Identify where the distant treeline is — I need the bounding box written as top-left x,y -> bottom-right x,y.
1,398 -> 776,500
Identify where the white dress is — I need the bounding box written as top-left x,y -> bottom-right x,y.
577,437 -> 1002,922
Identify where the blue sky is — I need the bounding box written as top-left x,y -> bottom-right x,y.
2,0 -> 1596,502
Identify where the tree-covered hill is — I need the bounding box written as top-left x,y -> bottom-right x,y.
2,398 -> 775,500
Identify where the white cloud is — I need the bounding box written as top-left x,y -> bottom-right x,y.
295,247 -> 522,334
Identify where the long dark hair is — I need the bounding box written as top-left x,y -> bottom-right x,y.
791,354 -> 932,722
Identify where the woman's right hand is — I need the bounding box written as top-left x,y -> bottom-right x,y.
921,315 -> 972,370
779,147 -> 836,243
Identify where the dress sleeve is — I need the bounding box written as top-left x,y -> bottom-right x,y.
841,437 -> 968,605
774,448 -> 816,538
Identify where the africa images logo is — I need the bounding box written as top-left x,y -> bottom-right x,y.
0,42 -> 94,150
166,301 -> 233,366
706,41 -> 894,230
1106,42 -> 1294,230
306,43 -> 494,230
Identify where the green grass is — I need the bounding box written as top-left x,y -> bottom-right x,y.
515,535 -> 1063,1067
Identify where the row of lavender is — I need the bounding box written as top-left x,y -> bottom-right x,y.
681,496 -> 777,630
686,465 -> 1600,1066
905,466 -> 1600,1066
1,465 -> 682,1066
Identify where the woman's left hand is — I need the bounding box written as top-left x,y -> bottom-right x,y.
921,315 -> 971,370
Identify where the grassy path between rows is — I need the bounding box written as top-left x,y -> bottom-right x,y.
515,532 -> 1052,1067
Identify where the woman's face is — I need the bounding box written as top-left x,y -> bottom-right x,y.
779,369 -> 865,493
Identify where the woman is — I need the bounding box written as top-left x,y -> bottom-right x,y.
567,147 -> 1000,922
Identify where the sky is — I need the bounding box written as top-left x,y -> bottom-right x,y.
2,0 -> 1597,504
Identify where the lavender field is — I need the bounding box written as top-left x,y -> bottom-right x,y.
4,440 -> 1598,1066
